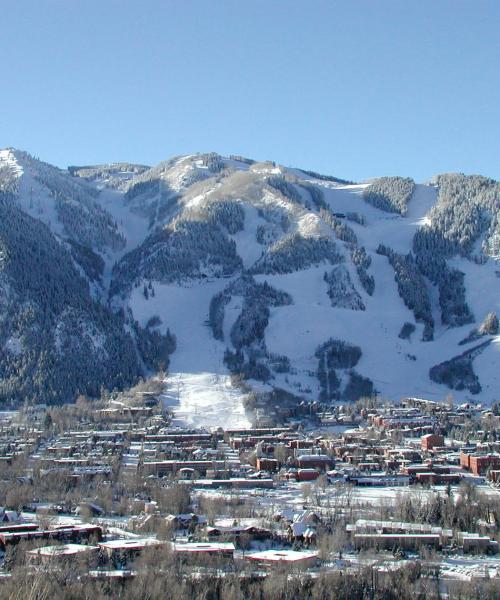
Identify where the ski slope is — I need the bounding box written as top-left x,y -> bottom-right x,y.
127,166 -> 499,412
129,281 -> 251,430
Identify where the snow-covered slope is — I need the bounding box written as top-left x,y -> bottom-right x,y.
0,148 -> 124,253
105,155 -> 499,409
130,281 -> 251,429
1,148 -> 498,415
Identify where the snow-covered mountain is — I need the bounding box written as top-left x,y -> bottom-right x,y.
0,148 -> 498,413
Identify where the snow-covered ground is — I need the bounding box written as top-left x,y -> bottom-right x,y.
129,280 -> 251,430
193,482 -> 500,513
252,181 -> 500,405
448,256 -> 500,399
0,148 -> 66,238
94,187 -> 151,289
257,262 -> 486,403
162,371 -> 250,430
231,204 -> 265,268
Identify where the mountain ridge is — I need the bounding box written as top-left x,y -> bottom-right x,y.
0,148 -> 498,413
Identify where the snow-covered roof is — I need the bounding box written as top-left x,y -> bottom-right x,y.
245,549 -> 319,563
172,542 -> 235,553
28,544 -> 98,557
99,538 -> 164,550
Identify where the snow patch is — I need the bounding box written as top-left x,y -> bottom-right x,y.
4,336 -> 22,356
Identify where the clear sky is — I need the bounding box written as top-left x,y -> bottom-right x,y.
1,0 -> 499,182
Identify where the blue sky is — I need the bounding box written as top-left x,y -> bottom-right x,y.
1,0 -> 499,181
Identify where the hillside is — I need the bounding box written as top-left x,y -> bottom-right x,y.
0,148 -> 498,414
0,150 -> 174,405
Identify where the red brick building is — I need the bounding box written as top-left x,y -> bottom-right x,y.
256,458 -> 279,472
460,452 -> 500,476
421,434 -> 444,451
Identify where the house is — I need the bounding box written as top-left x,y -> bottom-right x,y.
164,513 -> 206,530
277,509 -> 321,544
287,522 -> 317,545
0,508 -> 19,523
205,525 -> 272,545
